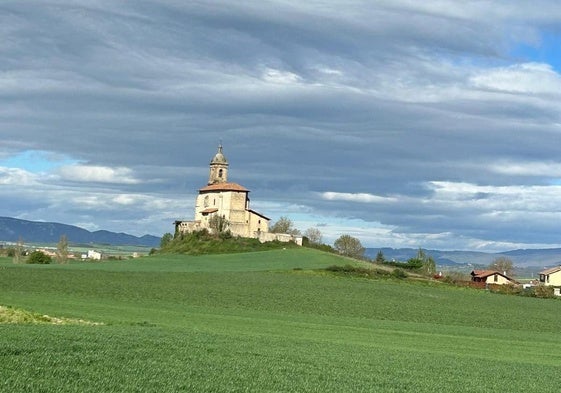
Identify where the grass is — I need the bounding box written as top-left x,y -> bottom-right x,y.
1,249 -> 561,392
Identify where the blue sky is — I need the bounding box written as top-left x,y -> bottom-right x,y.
2,1 -> 561,252
512,31 -> 561,71
0,150 -> 79,173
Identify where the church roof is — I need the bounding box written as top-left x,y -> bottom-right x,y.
210,144 -> 228,164
199,182 -> 249,192
248,209 -> 270,221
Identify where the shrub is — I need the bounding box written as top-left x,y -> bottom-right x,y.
443,272 -> 469,285
324,265 -> 394,279
391,268 -> 408,279
305,242 -> 337,254
160,230 -> 295,255
533,285 -> 555,299
488,283 -> 523,296
26,251 -> 52,264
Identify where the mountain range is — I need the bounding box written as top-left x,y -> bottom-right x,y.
2,217 -> 560,267
365,247 -> 561,269
0,217 -> 160,247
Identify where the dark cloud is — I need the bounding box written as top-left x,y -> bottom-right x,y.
2,1 -> 561,250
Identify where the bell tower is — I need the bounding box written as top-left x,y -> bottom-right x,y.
208,143 -> 229,185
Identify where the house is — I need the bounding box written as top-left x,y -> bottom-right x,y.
85,250 -> 102,260
538,266 -> 561,286
470,270 -> 516,285
175,145 -> 301,244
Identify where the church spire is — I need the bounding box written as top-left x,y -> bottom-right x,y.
208,143 -> 229,185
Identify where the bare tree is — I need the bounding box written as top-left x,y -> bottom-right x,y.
270,216 -> 300,235
304,227 -> 323,245
208,214 -> 230,236
334,234 -> 365,259
13,237 -> 24,264
489,256 -> 514,276
56,235 -> 69,264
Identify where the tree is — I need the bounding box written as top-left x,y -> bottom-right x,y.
408,248 -> 436,276
489,256 -> 514,276
304,227 -> 322,245
160,233 -> 173,248
13,237 -> 24,264
56,234 -> 69,264
375,250 -> 385,264
27,250 -> 52,264
333,234 -> 365,259
208,214 -> 230,236
419,250 -> 436,277
270,216 -> 301,236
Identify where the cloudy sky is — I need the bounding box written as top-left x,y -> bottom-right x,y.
2,1 -> 561,251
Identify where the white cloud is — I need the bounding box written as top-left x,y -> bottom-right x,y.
321,192 -> 397,203
471,63 -> 561,95
489,161 -> 561,177
262,68 -> 302,84
0,167 -> 38,186
112,194 -> 137,206
58,165 -> 139,184
428,181 -> 561,213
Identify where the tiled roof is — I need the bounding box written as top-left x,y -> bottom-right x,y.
201,208 -> 219,214
471,270 -> 513,281
247,209 -> 270,221
540,266 -> 561,275
199,182 -> 249,192
471,270 -> 497,278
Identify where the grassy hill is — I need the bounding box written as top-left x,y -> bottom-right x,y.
1,250 -> 561,392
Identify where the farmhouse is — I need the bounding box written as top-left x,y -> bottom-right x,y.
538,266 -> 561,286
175,145 -> 300,244
470,270 -> 516,285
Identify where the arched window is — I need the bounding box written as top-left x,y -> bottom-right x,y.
218,169 -> 223,178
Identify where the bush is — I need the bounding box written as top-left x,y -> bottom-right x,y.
533,285 -> 555,299
305,242 -> 337,254
443,272 -> 469,285
324,265 -> 394,279
488,283 -> 523,296
26,251 -> 52,264
391,268 -> 408,279
160,230 -> 296,255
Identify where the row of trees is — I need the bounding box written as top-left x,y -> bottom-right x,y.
270,216 -> 365,258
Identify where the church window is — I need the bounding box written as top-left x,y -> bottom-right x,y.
218,169 -> 223,178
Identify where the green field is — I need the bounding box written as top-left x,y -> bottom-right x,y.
1,249 -> 561,392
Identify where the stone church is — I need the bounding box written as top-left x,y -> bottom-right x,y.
174,145 -> 272,239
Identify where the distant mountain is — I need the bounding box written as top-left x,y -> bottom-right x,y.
365,247 -> 561,269
0,217 -> 160,247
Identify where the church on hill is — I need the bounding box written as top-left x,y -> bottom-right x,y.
175,145 -> 298,243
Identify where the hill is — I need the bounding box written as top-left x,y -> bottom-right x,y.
366,247 -> 561,268
1,249 -> 561,392
0,217 -> 160,247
